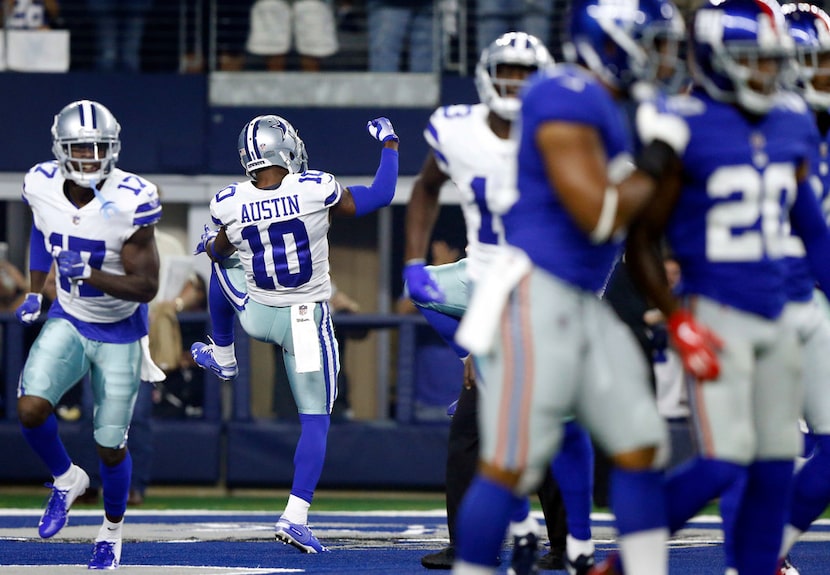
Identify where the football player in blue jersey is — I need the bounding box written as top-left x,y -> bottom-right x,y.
626,1 -> 830,574
447,1 -> 694,574
719,4 -> 830,575
15,100 -> 163,570
191,114 -> 399,553
404,31 -> 596,574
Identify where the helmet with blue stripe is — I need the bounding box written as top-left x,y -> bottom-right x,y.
782,2 -> 830,109
474,31 -> 554,120
565,0 -> 686,91
51,100 -> 121,188
238,115 -> 307,179
691,0 -> 794,114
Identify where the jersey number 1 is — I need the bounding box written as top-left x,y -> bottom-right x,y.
241,219 -> 313,289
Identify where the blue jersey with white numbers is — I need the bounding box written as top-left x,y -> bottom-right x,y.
665,88 -> 817,319
784,114 -> 830,303
506,65 -> 634,292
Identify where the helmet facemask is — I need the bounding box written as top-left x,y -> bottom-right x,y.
475,32 -> 554,121
691,0 -> 794,115
797,46 -> 830,109
51,100 -> 121,188
782,2 -> 830,110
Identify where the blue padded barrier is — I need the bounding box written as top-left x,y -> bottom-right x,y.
225,420 -> 449,489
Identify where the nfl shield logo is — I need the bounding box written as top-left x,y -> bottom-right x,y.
72,215 -> 81,225
299,304 -> 308,316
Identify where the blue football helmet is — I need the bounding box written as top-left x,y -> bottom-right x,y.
238,115 -> 307,179
782,2 -> 830,110
51,100 -> 121,188
475,31 -> 555,120
565,0 -> 686,91
690,0 -> 794,114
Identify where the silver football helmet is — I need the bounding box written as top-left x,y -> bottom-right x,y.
51,100 -> 121,188
238,115 -> 307,179
475,32 -> 555,121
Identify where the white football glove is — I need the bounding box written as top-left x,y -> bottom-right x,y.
367,117 -> 399,143
636,101 -> 690,156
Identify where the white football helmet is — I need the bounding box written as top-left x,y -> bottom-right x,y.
51,100 -> 121,188
475,32 -> 554,121
238,115 -> 307,179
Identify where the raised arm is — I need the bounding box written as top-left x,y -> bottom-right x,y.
333,117 -> 399,218
400,151 -> 450,304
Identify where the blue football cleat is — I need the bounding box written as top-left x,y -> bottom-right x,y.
508,532 -> 539,575
87,539 -> 121,570
275,518 -> 328,553
566,552 -> 596,575
191,341 -> 239,381
38,464 -> 90,539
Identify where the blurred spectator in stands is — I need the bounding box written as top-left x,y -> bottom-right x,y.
179,0 -> 252,72
3,0 -> 62,29
0,242 -> 27,313
367,0 -> 435,72
476,0 -> 554,55
86,0 -> 152,72
246,0 -> 339,71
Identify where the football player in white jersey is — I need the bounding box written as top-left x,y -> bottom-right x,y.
404,32 -> 596,575
15,99 -> 162,570
191,114 -> 399,553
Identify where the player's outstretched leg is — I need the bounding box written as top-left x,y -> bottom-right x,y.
19,410 -> 90,539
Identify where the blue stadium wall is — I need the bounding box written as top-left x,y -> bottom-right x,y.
0,73 -> 477,176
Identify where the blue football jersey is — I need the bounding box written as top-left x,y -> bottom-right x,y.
665,88 -> 818,319
506,65 -> 634,292
783,115 -> 830,303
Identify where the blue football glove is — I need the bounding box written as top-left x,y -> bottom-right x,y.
56,250 -> 91,280
403,260 -> 445,304
194,224 -> 219,256
367,117 -> 399,143
16,293 -> 43,325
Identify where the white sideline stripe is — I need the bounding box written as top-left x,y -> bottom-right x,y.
0,509 -> 447,517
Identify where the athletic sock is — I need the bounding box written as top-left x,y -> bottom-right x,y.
281,494 -> 312,526
789,435 -> 830,534
611,469 -> 668,575
208,270 -> 236,346
665,457 -> 744,533
733,460 -> 794,575
100,451 -> 132,519
456,475 -> 519,567
552,420 -> 594,541
21,413 -> 72,477
290,414 -> 330,505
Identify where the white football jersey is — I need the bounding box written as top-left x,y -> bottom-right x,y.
210,170 -> 343,306
22,161 -> 162,323
425,103 -> 517,281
